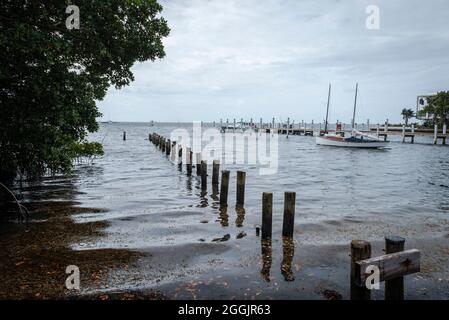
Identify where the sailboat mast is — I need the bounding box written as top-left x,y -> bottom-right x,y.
324,83 -> 331,134
351,83 -> 358,130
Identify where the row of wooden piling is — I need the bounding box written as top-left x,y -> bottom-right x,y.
261,192 -> 296,239
148,132 -> 420,300
149,132 -> 297,240
149,133 -> 248,208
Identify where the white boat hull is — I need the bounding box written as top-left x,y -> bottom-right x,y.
315,136 -> 388,148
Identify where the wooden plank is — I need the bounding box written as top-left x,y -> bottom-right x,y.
355,249 -> 420,287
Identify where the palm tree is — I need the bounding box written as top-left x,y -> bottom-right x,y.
401,108 -> 415,125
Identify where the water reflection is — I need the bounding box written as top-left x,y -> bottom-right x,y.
218,207 -> 229,227
235,206 -> 245,227
281,237 -> 295,281
199,190 -> 208,208
211,185 -> 219,201
260,239 -> 272,282
186,176 -> 192,195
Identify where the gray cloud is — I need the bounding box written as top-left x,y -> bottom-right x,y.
99,0 -> 449,123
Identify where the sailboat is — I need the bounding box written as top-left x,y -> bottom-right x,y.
316,83 -> 389,148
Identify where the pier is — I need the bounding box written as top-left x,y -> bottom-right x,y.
213,118 -> 448,146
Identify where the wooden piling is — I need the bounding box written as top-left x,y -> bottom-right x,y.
123,131 -> 126,141
196,153 -> 201,176
281,192 -> 296,238
262,192 -> 273,240
200,161 -> 207,190
178,145 -> 182,165
402,125 -> 405,143
434,124 -> 438,144
236,171 -> 246,207
219,170 -> 230,208
186,147 -> 192,176
350,240 -> 372,300
166,139 -> 171,155
212,160 -> 220,185
385,236 -> 405,300
171,141 -> 176,162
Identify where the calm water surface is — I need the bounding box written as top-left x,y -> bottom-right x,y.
12,123 -> 449,299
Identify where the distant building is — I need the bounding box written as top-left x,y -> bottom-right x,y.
416,94 -> 436,120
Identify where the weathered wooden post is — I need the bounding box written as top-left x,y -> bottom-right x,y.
212,160 -> 220,185
171,141 -> 176,162
178,145 -> 183,166
149,133 -> 152,142
385,236 -> 405,300
233,118 -> 236,133
219,170 -> 230,208
287,117 -> 290,138
200,161 -> 207,190
186,147 -> 192,176
161,138 -> 166,152
434,124 -> 438,144
166,139 -> 171,155
123,131 -> 126,141
367,119 -> 370,132
282,192 -> 296,238
262,192 -> 273,240
402,124 -> 406,143
411,124 -> 415,143
350,240 -> 372,300
196,153 -> 202,176
236,171 -> 246,207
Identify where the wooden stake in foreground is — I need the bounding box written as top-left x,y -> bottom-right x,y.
262,192 -> 273,240
212,160 -> 220,185
219,170 -> 230,208
200,161 -> 207,190
350,240 -> 371,300
385,236 -> 405,300
236,171 -> 246,207
281,192 -> 296,238
196,153 -> 201,176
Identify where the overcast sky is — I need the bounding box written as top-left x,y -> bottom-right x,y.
98,0 -> 449,123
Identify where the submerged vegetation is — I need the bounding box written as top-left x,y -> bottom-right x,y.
0,0 -> 170,181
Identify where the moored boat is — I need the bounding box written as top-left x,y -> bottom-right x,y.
316,83 -> 389,149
